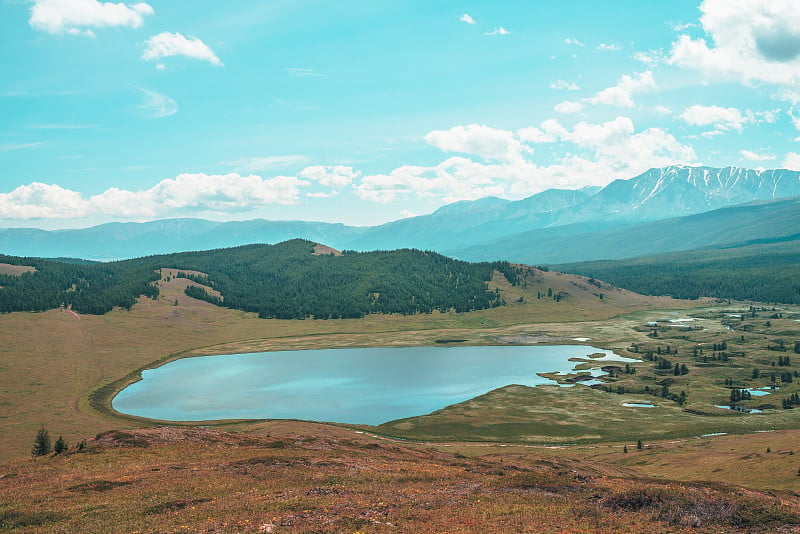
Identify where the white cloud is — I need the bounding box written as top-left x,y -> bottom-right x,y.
740,149 -> 775,161
142,32 -> 222,66
565,37 -> 584,47
0,183 -> 89,219
485,27 -> 510,36
229,155 -> 309,172
355,158 -> 505,204
134,86 -> 177,118
655,105 -> 672,114
356,118 -> 696,203
459,13 -> 475,25
680,104 -> 746,132
782,152 -> 800,170
29,0 -> 153,35
0,172 -> 313,220
550,80 -> 580,91
298,165 -> 360,188
554,100 -> 584,114
669,0 -> 800,86
90,173 -> 305,217
588,71 -> 656,108
678,105 -> 777,134
597,43 -> 621,51
425,124 -> 530,163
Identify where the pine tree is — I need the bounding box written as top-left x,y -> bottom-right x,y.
54,436 -> 68,454
31,426 -> 52,457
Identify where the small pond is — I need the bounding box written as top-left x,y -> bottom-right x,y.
622,402 -> 658,408
715,405 -> 763,414
113,345 -> 636,425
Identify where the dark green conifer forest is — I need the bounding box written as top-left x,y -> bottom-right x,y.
0,240 -> 515,319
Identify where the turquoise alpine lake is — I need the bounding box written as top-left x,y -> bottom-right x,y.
112,345 -> 635,425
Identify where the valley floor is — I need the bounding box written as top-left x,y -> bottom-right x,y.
3,269 -> 800,531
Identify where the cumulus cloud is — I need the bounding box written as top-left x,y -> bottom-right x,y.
565,37 -> 584,47
355,158 -> 506,204
91,173 -> 302,216
550,80 -> 580,91
679,105 -> 778,134
356,118 -> 696,203
669,0 -> 800,86
29,0 -> 153,36
588,71 -> 656,108
783,152 -> 800,170
142,32 -> 222,66
680,105 -> 746,132
425,124 -> 530,163
459,13 -> 475,24
0,173 -> 309,221
740,150 -> 776,161
547,71 -> 657,114
597,43 -> 621,51
0,183 -> 89,219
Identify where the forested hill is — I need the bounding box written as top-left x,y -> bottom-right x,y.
0,239 -> 519,318
554,237 -> 800,305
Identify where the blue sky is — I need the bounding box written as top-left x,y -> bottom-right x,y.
2,0 -> 800,228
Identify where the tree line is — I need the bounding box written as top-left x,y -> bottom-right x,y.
0,240 -> 515,319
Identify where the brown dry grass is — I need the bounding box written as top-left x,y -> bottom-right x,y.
0,263 -> 36,276
2,426 -> 799,533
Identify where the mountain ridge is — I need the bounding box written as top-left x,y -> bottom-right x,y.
2,164 -> 799,261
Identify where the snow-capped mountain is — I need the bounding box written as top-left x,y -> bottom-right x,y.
1,165 -> 799,261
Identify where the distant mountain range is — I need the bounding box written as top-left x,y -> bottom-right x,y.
2,165 -> 800,262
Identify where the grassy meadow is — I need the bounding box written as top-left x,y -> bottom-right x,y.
4,266 -> 800,531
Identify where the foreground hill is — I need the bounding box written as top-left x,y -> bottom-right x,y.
0,240 -> 517,318
4,426 -> 800,533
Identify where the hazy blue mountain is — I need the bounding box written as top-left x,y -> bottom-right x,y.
0,219 -> 367,260
349,188 -> 594,251
448,196 -> 800,264
2,165 -> 799,261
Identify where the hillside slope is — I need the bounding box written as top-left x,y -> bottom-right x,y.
4,426 -> 800,533
451,196 -> 800,264
555,236 -> 800,303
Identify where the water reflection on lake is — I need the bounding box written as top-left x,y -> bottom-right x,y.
113,345 -> 636,425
